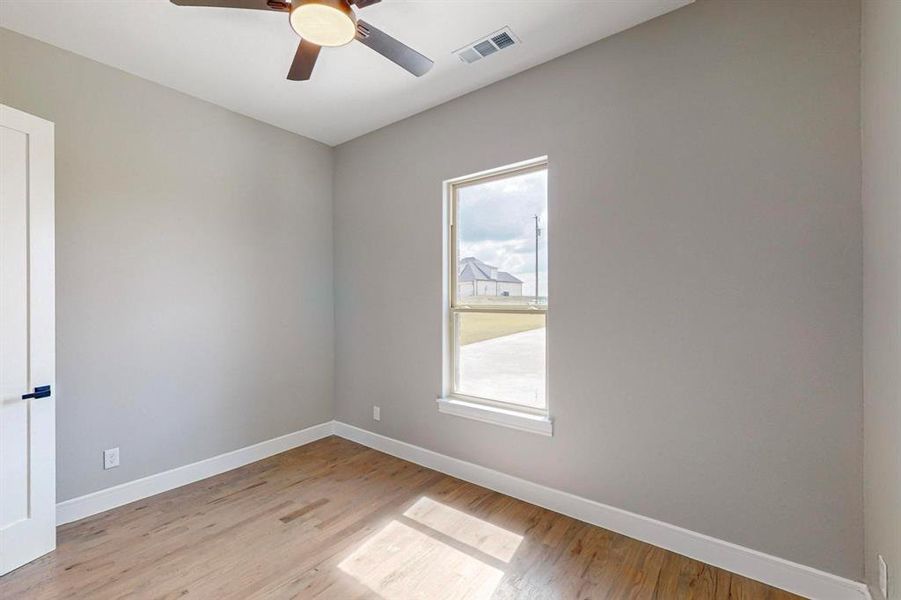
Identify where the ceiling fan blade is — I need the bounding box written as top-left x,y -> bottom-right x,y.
287,39 -> 321,81
170,0 -> 289,11
355,20 -> 433,77
350,0 -> 382,7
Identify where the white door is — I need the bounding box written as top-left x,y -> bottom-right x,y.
0,104 -> 56,576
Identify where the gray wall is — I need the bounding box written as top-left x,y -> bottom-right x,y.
862,1 -> 901,598
1,29 -> 335,502
333,0 -> 862,578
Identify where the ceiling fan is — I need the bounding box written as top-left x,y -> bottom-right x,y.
170,0 -> 434,81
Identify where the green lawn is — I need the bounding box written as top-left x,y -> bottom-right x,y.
459,313 -> 545,345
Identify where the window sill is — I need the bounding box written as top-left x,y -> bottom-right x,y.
436,397 -> 553,436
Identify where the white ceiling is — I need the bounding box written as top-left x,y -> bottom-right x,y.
0,0 -> 692,146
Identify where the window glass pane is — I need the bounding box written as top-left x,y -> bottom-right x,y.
454,312 -> 546,409
456,168 -> 548,307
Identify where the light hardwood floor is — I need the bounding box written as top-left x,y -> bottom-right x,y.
0,436 -> 803,599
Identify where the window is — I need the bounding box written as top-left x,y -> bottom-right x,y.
440,158 -> 551,435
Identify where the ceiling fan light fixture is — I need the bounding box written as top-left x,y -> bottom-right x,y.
290,0 -> 357,47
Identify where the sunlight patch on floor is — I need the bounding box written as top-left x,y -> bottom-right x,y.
339,520 -> 504,600
338,497 -> 526,599
403,497 -> 523,563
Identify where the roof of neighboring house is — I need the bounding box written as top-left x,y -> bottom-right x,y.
496,271 -> 522,283
458,257 -> 523,284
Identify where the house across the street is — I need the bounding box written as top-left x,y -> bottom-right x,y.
458,257 -> 523,297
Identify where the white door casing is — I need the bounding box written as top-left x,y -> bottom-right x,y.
0,104 -> 56,576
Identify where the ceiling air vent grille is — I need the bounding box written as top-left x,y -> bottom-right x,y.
454,27 -> 520,65
491,32 -> 515,49
473,40 -> 498,58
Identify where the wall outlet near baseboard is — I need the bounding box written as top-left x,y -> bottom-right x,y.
103,447 -> 120,470
372,406 -> 380,421
878,554 -> 888,598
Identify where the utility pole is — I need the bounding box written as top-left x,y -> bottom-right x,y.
534,215 -> 541,303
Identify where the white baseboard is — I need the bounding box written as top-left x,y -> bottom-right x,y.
56,421 -> 335,526
333,421 -> 870,600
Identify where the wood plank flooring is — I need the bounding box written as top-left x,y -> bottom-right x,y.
0,436 -> 803,599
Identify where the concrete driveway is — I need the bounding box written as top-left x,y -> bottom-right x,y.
457,328 -> 546,409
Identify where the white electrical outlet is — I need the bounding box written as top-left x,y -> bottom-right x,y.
373,406 -> 381,421
878,554 -> 888,598
103,447 -> 120,470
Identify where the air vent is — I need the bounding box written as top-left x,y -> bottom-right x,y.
473,40 -> 498,58
454,27 -> 520,64
491,32 -> 515,49
458,48 -> 482,64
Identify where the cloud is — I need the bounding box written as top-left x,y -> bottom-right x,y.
456,168 -> 549,296
457,170 -> 547,244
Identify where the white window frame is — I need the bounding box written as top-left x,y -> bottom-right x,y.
438,157 -> 552,436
